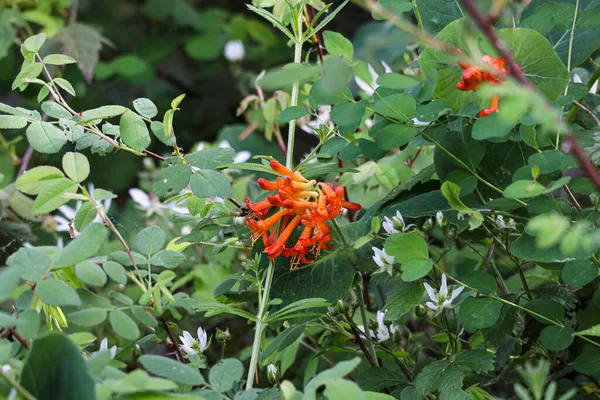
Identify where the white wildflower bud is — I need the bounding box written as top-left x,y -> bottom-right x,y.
224,40 -> 245,62
267,364 -> 280,384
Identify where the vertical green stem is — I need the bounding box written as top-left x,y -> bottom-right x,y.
285,11 -> 304,170
356,282 -> 378,364
246,6 -> 305,389
1,372 -> 37,400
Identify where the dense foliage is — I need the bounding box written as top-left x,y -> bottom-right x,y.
1,0 -> 600,399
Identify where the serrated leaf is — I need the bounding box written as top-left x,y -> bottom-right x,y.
0,115 -> 28,129
62,152 -> 90,183
103,261 -> 127,284
385,281 -> 424,320
75,261 -> 107,287
187,148 -> 235,170
209,359 -> 244,392
384,232 -> 432,281
81,105 -> 128,121
43,54 -> 77,65
134,226 -> 166,256
119,110 -> 150,152
140,355 -> 204,385
35,279 -> 81,306
16,166 -> 64,195
54,78 -> 76,97
33,178 -> 78,214
26,121 -> 68,154
74,202 -> 96,232
132,98 -> 158,119
52,223 -> 108,269
23,33 -> 46,53
150,250 -> 185,269
190,170 -> 232,198
153,164 -> 192,198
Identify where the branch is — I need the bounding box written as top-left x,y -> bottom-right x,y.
17,146 -> 34,177
566,135 -> 600,193
460,0 -> 530,88
8,327 -> 29,349
160,318 -> 188,364
572,100 -> 600,128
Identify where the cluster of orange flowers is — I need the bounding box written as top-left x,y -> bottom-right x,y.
245,161 -> 361,268
455,49 -> 521,117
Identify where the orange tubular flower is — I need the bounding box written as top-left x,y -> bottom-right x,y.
245,160 -> 361,269
455,49 -> 521,118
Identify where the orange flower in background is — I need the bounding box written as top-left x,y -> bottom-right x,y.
245,161 -> 361,269
455,49 -> 521,118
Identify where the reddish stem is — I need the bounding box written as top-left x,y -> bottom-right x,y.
8,328 -> 29,350
160,318 -> 187,364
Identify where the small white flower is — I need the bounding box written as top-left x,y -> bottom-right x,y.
1,364 -> 11,375
382,211 -> 415,234
355,61 -> 392,96
99,338 -> 117,359
130,188 -> 187,217
423,274 -> 464,311
372,247 -> 395,276
495,215 -> 516,230
357,310 -> 398,343
179,326 -> 209,356
435,211 -> 444,228
224,40 -> 245,62
218,140 -> 251,164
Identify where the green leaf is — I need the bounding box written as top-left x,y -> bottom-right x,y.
377,125 -> 417,151
504,180 -> 546,199
75,261 -> 107,287
304,0 -> 349,40
305,358 -> 361,399
184,33 -> 224,61
540,326 -> 574,351
459,297 -> 502,333
153,164 -> 192,198
150,121 -> 176,146
187,148 -> 235,170
357,367 -> 408,392
372,93 -> 416,122
472,113 -> 516,140
53,223 -> 108,269
150,250 -> 185,269
139,355 -> 205,386
131,306 -> 158,327
10,248 -> 50,283
16,166 -> 64,195
376,73 -> 419,90
41,102 -> 71,119
120,110 -> 151,152
0,311 -> 21,328
81,105 -> 127,121
574,347 -> 600,374
0,268 -> 21,303
35,279 -> 81,306
440,181 -> 483,230
246,5 -> 296,43
74,202 -> 96,232
385,281 -> 425,320
463,271 -> 497,295
109,310 -> 140,341
525,299 -> 564,324
20,333 -> 96,399
103,261 -> 127,284
133,98 -> 158,119
26,121 -> 67,154
23,33 -> 46,53
527,213 -> 571,248
62,152 -> 90,183
209,359 -> 244,392
276,106 -> 310,123
67,308 -> 107,327
12,63 -> 43,91
190,170 -> 232,198
43,54 -> 76,65
562,259 -> 598,287
414,0 -> 464,34
259,325 -> 305,362
0,115 -> 28,129
54,78 -> 76,97
258,63 -> 320,90
577,325 -> 600,337
57,23 -> 102,81
323,30 -> 353,60
32,178 -> 78,214
385,232 -> 433,281
134,226 -> 166,256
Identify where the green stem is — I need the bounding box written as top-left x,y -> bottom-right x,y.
411,0 -> 424,30
246,260 -> 275,389
1,372 -> 37,400
356,283 -> 379,364
285,12 -> 304,170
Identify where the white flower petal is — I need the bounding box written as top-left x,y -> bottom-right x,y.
181,344 -> 197,355
449,285 -> 464,302
197,327 -> 208,351
425,302 -> 438,310
423,282 -> 437,302
381,61 -> 392,74
129,188 -> 151,208
100,338 -> 108,351
355,77 -> 374,96
439,274 -> 448,297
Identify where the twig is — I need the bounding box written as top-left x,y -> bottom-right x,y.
160,318 -> 187,364
307,5 -> 325,63
8,327 -> 29,349
572,100 -> 600,128
566,135 -> 600,193
406,147 -> 423,168
564,184 -> 583,212
17,146 -> 34,177
483,242 -> 495,273
348,321 -> 378,367
460,0 -> 530,88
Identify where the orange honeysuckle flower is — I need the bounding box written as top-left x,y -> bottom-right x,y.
455,49 -> 521,118
245,160 -> 361,269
